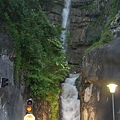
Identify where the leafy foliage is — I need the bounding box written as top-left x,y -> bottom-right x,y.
0,0 -> 70,98
45,93 -> 60,120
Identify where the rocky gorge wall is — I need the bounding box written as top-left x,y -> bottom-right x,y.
47,0 -> 120,120
48,0 -> 120,73
0,34 -> 25,120
74,1 -> 120,120
80,36 -> 120,120
0,0 -> 120,120
47,0 -> 105,73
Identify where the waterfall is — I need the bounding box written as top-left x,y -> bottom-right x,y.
60,1 -> 80,119
60,0 -> 71,53
61,74 -> 80,120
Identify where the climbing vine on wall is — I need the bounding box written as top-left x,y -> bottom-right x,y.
0,0 -> 70,119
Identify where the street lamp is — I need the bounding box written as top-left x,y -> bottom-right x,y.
107,84 -> 118,120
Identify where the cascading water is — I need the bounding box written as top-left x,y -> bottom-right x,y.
60,1 -> 80,119
60,0 -> 71,53
61,74 -> 80,120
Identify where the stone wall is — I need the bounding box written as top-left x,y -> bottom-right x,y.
0,34 -> 25,120
46,0 -> 63,25
67,0 -> 101,73
0,0 -> 119,120
80,37 -> 120,120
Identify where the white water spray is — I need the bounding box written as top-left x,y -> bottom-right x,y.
61,74 -> 80,120
60,0 -> 71,53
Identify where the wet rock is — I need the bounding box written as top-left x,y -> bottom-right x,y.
81,37 -> 120,120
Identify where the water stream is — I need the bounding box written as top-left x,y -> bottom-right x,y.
60,0 -> 71,53
61,74 -> 80,120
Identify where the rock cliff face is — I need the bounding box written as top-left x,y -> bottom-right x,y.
0,34 -> 25,120
0,0 -> 120,120
83,37 -> 120,83
81,36 -> 120,120
47,0 -> 103,73
68,0 -> 94,72
46,0 -> 63,25
47,0 -> 120,120
68,0 -> 107,73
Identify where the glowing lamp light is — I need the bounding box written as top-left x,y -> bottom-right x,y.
26,99 -> 33,113
26,106 -> 32,112
107,83 -> 118,120
107,84 -> 118,93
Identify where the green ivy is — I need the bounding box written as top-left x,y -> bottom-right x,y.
0,0 -> 70,119
45,92 -> 60,120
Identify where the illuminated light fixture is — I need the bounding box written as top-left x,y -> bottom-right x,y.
26,99 -> 33,113
107,83 -> 118,120
107,84 -> 118,93
26,106 -> 32,112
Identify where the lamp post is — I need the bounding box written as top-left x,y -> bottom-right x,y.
107,84 -> 118,120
